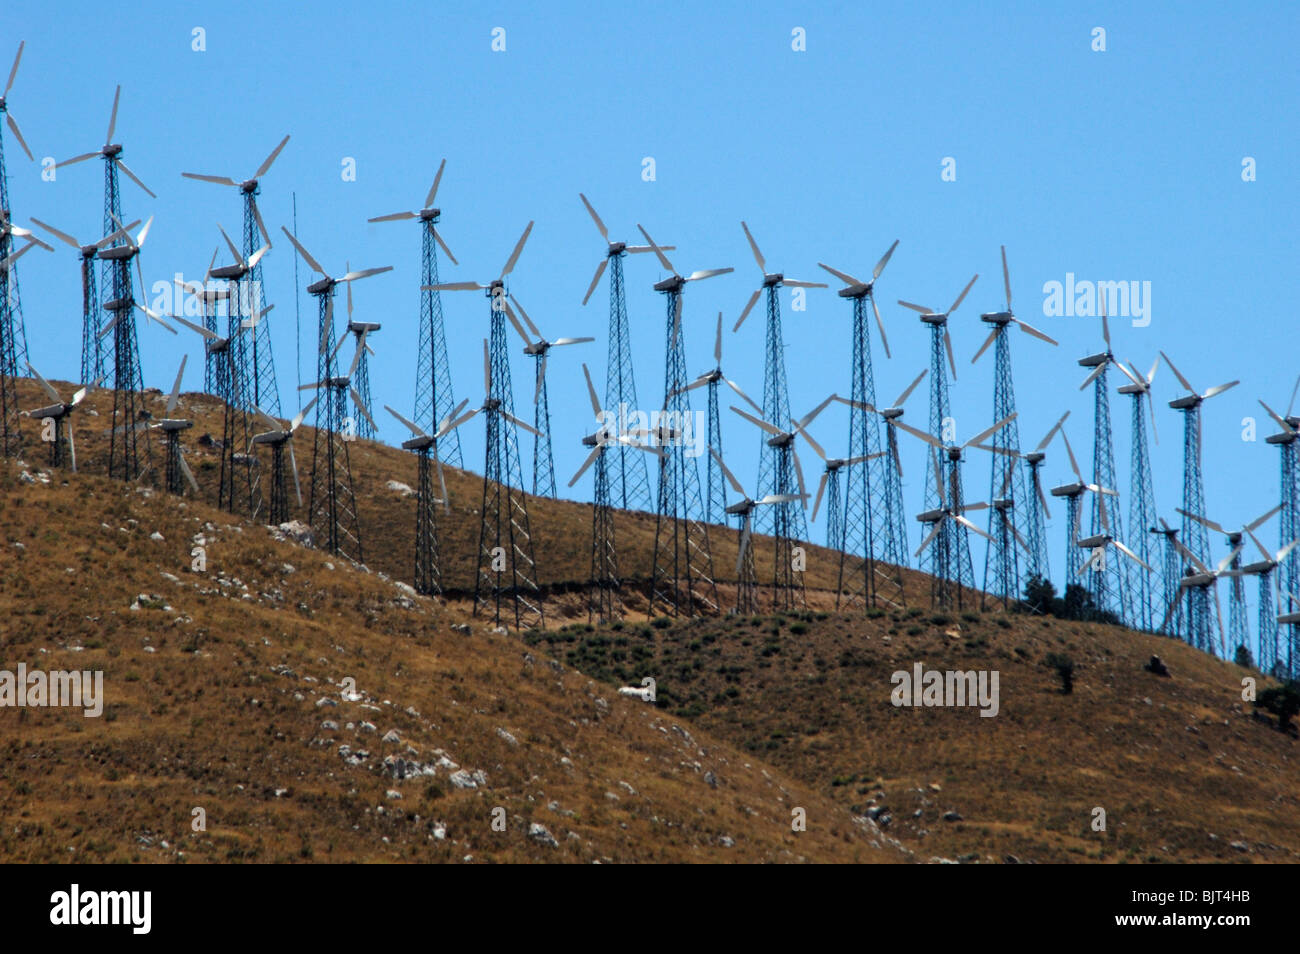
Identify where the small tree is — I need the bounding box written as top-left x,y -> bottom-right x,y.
1045,652 -> 1075,694
1234,645 -> 1253,669
1022,575 -> 1057,616
1256,682 -> 1300,733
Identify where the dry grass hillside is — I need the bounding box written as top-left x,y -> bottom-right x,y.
2,377 -> 1297,864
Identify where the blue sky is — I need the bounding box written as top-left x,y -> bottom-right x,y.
4,1 -> 1298,630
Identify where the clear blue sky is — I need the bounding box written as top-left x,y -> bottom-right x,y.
4,1 -> 1298,624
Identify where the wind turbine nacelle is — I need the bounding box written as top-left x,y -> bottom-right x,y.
1076,533 -> 1110,549
156,419 -> 192,432
761,272 -> 783,288
252,431 -> 288,446
1050,482 -> 1083,497
881,407 -> 904,420
419,208 -> 440,222
103,296 -> 131,312
919,313 -> 947,325
1024,451 -> 1045,464
917,508 -> 945,523
767,433 -> 794,449
581,432 -> 601,447
1266,431 -> 1298,445
231,453 -> 258,466
1183,572 -> 1214,588
326,376 -> 351,389
102,143 -> 122,158
307,277 -> 335,296
350,321 -> 381,333
653,275 -> 685,293
523,342 -> 547,356
402,435 -> 435,452
836,282 -> 871,299
206,339 -> 230,355
98,245 -> 135,262
726,500 -> 754,516
826,459 -> 848,471
607,240 -> 626,255
1279,611 -> 1300,626
945,446 -> 963,462
1077,352 -> 1109,368
241,179 -> 259,194
1117,382 -> 1145,394
211,264 -> 247,280
1239,559 -> 1273,574
28,403 -> 68,420
980,311 -> 1013,325
992,498 -> 1013,510
1168,395 -> 1201,410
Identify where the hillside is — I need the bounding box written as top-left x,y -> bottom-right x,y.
2,377 -> 1297,863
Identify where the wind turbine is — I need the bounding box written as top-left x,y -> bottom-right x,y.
506,293 -> 593,498
1117,354 -> 1162,631
1160,532 -> 1241,655
710,447 -> 803,615
22,363 -> 99,472
818,238 -> 901,609
569,363 -> 661,623
577,193 -> 672,512
369,159 -> 464,468
253,399 -> 318,526
673,312 -> 763,524
1226,531 -> 1300,677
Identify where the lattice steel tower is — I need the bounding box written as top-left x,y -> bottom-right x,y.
386,401 -> 459,597
1261,391 -> 1300,678
368,160 -> 463,467
579,194 -> 663,512
0,42 -> 36,402
733,222 -> 825,541
899,275 -> 978,581
638,224 -> 727,617
1118,358 -> 1161,631
819,241 -> 901,610
1077,312 -> 1128,622
430,224 -> 543,629
282,227 -> 391,562
973,247 -> 1058,608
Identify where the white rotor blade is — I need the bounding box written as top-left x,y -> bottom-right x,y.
279,226 -> 325,275
499,221 -> 533,279
740,221 -> 765,273
733,289 -> 761,332
582,258 -> 607,306
578,193 -> 609,242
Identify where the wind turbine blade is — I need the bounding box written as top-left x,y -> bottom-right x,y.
166,355 -> 187,414
944,330 -> 957,381
0,240 -> 37,269
794,394 -> 836,432
483,339 -> 491,394
733,289 -> 761,332
429,282 -> 484,292
534,353 -> 547,404
724,378 -> 763,417
714,312 -> 723,363
502,301 -> 532,345
427,225 -> 457,266
1259,399 -> 1296,435
966,412 -> 1017,451
1062,430 -> 1083,482
106,84 -> 121,143
1202,380 -> 1239,401
252,200 -> 272,251
1013,317 -> 1058,346
890,432 -> 903,478
349,388 -> 377,432
578,193 -> 609,242
582,363 -> 602,418
254,134 -> 291,179
871,296 -> 891,360
685,268 -> 732,282
6,114 -> 33,162
1159,350 -> 1195,394
740,221 -> 765,274
503,410 -> 541,437
738,515 -> 752,575
1115,360 -> 1143,388
1035,410 -> 1070,452
4,41 -> 22,97
25,362 -> 60,403
800,427 -> 828,462
1000,245 -> 1012,308
1247,504 -> 1282,533
279,226 -> 325,275
115,159 -> 156,198
248,244 -> 270,270
636,224 -> 675,274
895,418 -> 941,447
499,221 -> 533,279
68,422 -> 76,473
510,295 -> 544,340
217,223 -> 243,264
894,369 -> 928,408
288,440 -> 303,506
368,211 -> 417,223
811,472 -> 828,523
1036,475 -> 1051,520
818,262 -> 863,286
971,328 -> 998,365
179,451 -> 199,493
792,450 -> 808,503
950,274 -> 978,314
28,217 -> 80,249
954,513 -> 994,542
582,258 -> 607,306
915,520 -> 943,559
730,404 -> 781,437
55,152 -> 99,169
181,172 -> 237,186
1176,507 -> 1224,535
874,239 -> 899,280
384,404 -> 426,438
1113,539 -> 1152,572
710,446 -> 746,496
339,266 -> 393,283
1078,361 -> 1105,392
568,446 -> 602,487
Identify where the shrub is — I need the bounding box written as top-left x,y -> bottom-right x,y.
1044,652 -> 1075,694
